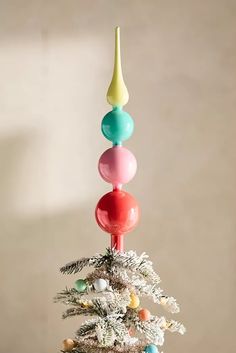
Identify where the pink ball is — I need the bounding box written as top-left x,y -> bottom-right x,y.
98,146 -> 137,188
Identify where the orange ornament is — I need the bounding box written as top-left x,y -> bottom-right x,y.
138,308 -> 151,321
62,338 -> 75,352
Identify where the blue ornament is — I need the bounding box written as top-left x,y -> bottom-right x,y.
144,344 -> 158,353
101,107 -> 134,145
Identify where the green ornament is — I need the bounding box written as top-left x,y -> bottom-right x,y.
101,107 -> 134,145
74,279 -> 87,292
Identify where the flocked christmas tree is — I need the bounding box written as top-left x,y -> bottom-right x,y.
55,27 -> 185,353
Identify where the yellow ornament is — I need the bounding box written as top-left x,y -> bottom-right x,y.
62,338 -> 75,352
166,321 -> 173,329
106,27 -> 129,107
160,296 -> 168,305
160,318 -> 167,329
80,300 -> 92,308
128,292 -> 140,309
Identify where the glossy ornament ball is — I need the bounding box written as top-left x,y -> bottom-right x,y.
62,338 -> 75,352
138,308 -> 151,321
101,107 -> 134,145
160,296 -> 168,305
93,278 -> 107,292
74,279 -> 87,293
98,146 -> 137,188
95,190 -> 139,235
128,327 -> 135,336
144,344 -> 159,353
128,293 -> 140,309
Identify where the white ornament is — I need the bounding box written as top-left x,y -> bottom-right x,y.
94,278 -> 107,292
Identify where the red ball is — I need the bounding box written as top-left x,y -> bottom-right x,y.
95,190 -> 139,235
138,308 -> 151,321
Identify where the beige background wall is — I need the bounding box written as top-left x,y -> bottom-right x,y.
0,1 -> 235,353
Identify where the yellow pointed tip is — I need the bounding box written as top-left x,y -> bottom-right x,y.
106,27 -> 129,107
115,27 -> 120,39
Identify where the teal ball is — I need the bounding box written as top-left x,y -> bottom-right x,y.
101,107 -> 134,145
144,344 -> 158,353
74,279 -> 87,293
